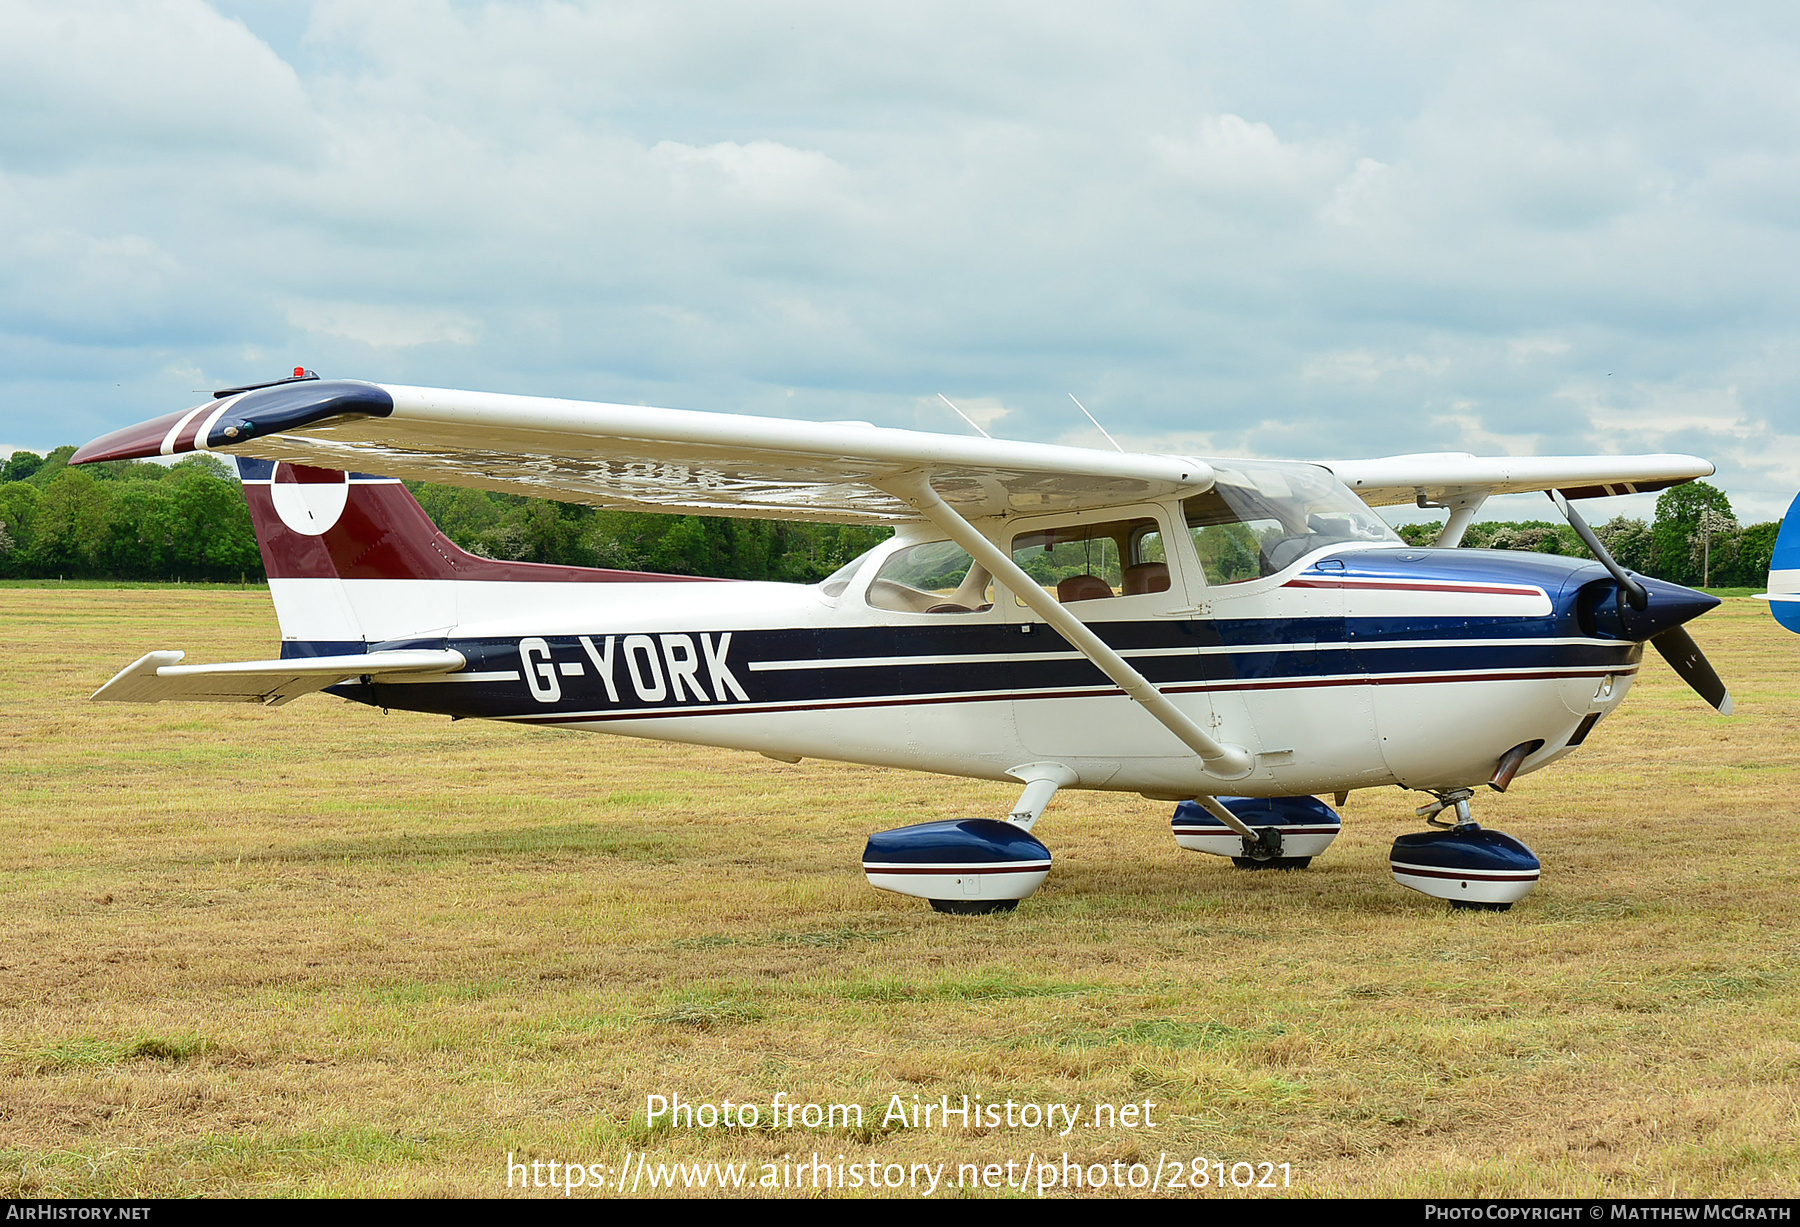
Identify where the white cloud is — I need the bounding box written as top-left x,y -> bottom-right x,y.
1153,114 -> 1350,198
287,302 -> 481,349
1320,157 -> 1391,226
1431,403 -> 1542,457
919,395 -> 1014,436
1566,378 -> 1800,519
0,0 -> 313,163
649,140 -> 849,208
1507,335 -> 1572,363
3,0 -> 1800,524
1304,350 -> 1450,383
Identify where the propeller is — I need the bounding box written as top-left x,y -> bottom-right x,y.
1648,624 -> 1734,715
1548,490 -> 1733,714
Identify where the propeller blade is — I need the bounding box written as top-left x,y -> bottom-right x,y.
1650,625 -> 1734,715
1550,489 -> 1648,609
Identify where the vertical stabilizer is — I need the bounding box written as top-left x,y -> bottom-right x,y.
234,458 -> 715,656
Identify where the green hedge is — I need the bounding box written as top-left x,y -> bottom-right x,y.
0,447 -> 889,584
0,450 -> 1778,588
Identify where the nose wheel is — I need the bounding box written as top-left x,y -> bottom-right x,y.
1390,788 -> 1541,910
929,898 -> 1020,915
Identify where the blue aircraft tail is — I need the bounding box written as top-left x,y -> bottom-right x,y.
1765,491 -> 1800,633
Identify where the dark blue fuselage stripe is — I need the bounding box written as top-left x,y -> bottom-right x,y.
325,619 -> 1637,722
496,665 -> 1634,726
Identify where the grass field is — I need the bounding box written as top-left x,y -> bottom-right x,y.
1,588 -> 1796,1198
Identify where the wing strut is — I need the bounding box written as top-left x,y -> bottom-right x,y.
882,473 -> 1253,780
1422,487 -> 1489,548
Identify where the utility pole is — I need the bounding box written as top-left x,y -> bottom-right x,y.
1703,495 -> 1712,588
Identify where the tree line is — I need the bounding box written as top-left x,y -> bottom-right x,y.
0,446 -> 1781,589
0,446 -> 889,583
1395,480 -> 1779,589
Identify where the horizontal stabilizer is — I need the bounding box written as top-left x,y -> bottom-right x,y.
91,649 -> 466,706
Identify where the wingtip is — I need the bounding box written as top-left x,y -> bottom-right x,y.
72,411 -> 193,465
90,649 -> 186,700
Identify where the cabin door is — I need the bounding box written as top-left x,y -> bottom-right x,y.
1002,507 -> 1220,761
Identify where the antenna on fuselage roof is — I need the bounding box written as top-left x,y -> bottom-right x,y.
936,393 -> 993,439
1068,393 -> 1124,452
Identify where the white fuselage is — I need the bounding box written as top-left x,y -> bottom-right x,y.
311,500 -> 1638,800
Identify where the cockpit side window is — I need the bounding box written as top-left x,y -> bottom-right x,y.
1185,462 -> 1400,586
865,540 -> 994,614
818,553 -> 869,598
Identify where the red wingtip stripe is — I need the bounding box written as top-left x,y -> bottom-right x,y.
71,410 -> 192,464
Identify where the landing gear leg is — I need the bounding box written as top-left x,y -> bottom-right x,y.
1416,787 -> 1477,831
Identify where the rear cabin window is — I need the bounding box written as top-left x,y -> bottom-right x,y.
818,553 -> 868,597
1007,516 -> 1169,605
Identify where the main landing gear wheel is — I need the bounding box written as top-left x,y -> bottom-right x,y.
928,898 -> 1020,916
1449,900 -> 1514,913
861,819 -> 1051,914
1171,797 -> 1342,868
864,768 -> 1073,915
1231,855 -> 1313,871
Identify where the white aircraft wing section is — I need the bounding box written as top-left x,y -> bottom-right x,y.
70,377 -> 1713,523
72,379 -> 1213,524
93,649 -> 467,706
1321,452 -> 1714,507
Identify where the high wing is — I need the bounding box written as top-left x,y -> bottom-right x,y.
72,380 -> 1210,523
93,649 -> 467,705
71,377 -> 1712,520
1321,452 -> 1709,507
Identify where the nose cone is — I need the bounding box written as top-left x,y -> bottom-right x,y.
1584,575 -> 1720,642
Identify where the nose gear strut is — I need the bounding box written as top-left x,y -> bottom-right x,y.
1416,787 -> 1477,830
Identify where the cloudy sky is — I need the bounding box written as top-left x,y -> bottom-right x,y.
5,1 -> 1798,519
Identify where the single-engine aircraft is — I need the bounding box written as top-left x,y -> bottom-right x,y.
72,372 -> 1734,913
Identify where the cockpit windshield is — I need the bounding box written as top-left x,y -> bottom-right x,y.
1185,461 -> 1399,586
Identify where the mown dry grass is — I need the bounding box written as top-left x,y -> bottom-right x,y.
1,588 -> 1796,1198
